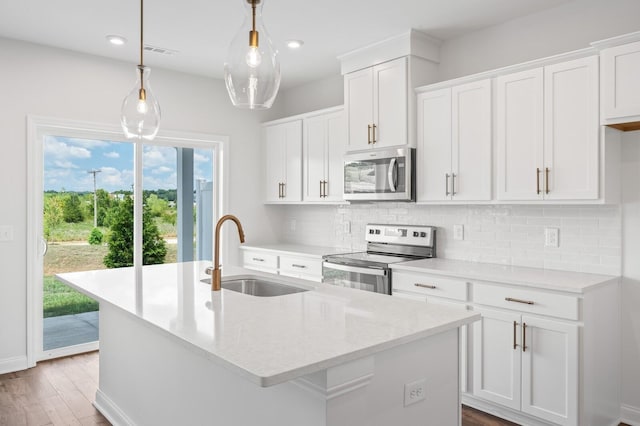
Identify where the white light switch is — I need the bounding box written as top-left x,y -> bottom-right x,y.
290,219 -> 296,232
0,225 -> 14,242
545,228 -> 559,248
344,221 -> 351,234
453,224 -> 464,241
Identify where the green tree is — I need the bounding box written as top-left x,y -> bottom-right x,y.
146,193 -> 169,218
62,193 -> 84,223
43,195 -> 64,240
103,196 -> 167,268
88,228 -> 103,245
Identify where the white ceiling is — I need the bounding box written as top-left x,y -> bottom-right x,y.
0,0 -> 572,88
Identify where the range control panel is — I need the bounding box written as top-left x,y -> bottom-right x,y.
365,224 -> 435,247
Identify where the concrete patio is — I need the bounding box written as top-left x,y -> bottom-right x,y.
43,311 -> 99,350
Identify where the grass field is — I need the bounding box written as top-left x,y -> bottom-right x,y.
44,243 -> 178,317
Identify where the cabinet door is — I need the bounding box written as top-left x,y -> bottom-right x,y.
303,110 -> 345,202
496,68 -> 544,201
373,57 -> 408,147
325,111 -> 346,201
282,120 -> 303,202
416,88 -> 452,201
473,308 -> 521,411
345,68 -> 373,151
601,40 -> 640,121
452,79 -> 492,201
543,56 -> 599,200
303,115 -> 328,202
521,316 -> 578,426
264,124 -> 285,202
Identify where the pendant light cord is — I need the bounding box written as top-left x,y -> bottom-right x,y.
139,0 -> 144,91
251,0 -> 256,32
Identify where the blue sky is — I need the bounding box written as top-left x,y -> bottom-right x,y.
44,136 -> 213,192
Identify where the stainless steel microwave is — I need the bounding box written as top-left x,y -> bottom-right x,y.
343,147 -> 415,201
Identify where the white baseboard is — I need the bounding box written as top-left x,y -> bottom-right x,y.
621,404 -> 640,426
0,355 -> 29,375
94,389 -> 135,426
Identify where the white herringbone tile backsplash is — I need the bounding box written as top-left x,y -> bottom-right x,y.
275,203 -> 622,276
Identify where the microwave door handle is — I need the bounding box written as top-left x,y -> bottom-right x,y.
388,158 -> 397,192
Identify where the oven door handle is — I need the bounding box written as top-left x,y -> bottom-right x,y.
323,261 -> 387,277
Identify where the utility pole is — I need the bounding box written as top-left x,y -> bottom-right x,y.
87,169 -> 101,228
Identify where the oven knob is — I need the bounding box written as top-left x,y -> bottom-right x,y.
375,229 -> 381,234
413,231 -> 419,237
369,229 -> 375,234
420,232 -> 427,237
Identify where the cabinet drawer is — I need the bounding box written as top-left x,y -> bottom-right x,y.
242,250 -> 278,271
279,255 -> 322,277
393,271 -> 468,301
473,282 -> 579,321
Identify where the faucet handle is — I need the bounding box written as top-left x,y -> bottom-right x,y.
205,266 -> 214,275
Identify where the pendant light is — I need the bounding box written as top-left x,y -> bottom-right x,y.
224,0 -> 281,109
121,0 -> 160,140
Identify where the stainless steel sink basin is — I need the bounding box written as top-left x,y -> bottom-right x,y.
201,278 -> 309,297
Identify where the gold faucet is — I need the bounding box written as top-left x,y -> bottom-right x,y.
211,215 -> 246,291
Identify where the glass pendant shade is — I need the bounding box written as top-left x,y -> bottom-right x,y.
224,0 -> 281,109
121,65 -> 161,140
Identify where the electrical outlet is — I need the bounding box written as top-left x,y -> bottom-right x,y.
453,224 -> 464,241
0,226 -> 13,242
545,228 -> 559,248
404,379 -> 426,407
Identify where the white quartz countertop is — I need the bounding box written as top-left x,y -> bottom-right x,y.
57,261 -> 478,387
240,243 -> 351,258
392,258 -> 618,293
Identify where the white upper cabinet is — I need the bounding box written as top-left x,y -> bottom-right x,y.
496,56 -> 599,201
601,40 -> 640,127
263,119 -> 302,203
417,79 -> 492,202
345,57 -> 407,151
303,108 -> 345,202
543,57 -> 599,200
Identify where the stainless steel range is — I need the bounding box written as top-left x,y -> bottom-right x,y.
322,224 -> 436,295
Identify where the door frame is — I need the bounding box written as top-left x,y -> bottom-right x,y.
27,115 -> 229,364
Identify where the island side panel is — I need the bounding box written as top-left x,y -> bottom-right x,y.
95,302 -> 461,426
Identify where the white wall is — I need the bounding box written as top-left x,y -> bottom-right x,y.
0,37 -> 282,369
276,74 -> 344,117
437,0 -> 640,81
621,131 -> 640,422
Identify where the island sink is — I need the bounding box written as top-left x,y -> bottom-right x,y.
200,277 -> 309,297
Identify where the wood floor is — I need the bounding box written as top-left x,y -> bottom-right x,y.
0,351 -> 630,426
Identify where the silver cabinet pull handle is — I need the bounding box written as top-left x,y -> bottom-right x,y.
252,257 -> 265,262
323,180 -> 328,198
545,167 -> 550,194
367,125 -> 372,144
505,297 -> 534,305
522,323 -> 528,352
292,264 -> 307,269
536,168 -> 541,195
445,174 -> 450,196
372,124 -> 377,144
414,283 -> 436,289
513,320 -> 519,350
451,173 -> 456,196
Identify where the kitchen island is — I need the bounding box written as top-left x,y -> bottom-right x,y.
57,261 -> 479,426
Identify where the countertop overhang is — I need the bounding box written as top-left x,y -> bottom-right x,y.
56,261 -> 479,387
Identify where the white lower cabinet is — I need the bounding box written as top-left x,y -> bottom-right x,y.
473,308 -> 578,426
392,266 -> 620,426
241,248 -> 323,282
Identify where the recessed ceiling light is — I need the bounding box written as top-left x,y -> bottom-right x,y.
286,40 -> 304,49
106,35 -> 127,46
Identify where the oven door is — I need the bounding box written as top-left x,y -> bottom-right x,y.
322,261 -> 390,294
